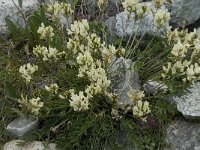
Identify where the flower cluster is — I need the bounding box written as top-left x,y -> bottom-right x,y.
19,63 -> 38,83
67,19 -> 90,39
153,0 -> 164,8
45,83 -> 59,94
122,0 -> 139,14
128,87 -> 151,120
37,23 -> 54,40
132,100 -> 151,120
33,45 -> 65,61
46,1 -> 73,21
18,95 -> 43,115
128,88 -> 145,101
70,91 -> 89,111
66,19 -> 117,111
122,0 -> 148,19
161,28 -> 200,84
154,9 -> 170,28
135,3 -> 148,19
101,45 -> 117,64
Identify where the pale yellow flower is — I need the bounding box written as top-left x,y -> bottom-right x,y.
154,9 -> 170,28
37,23 -> 54,40
70,91 -> 89,111
45,83 -> 59,94
19,63 -> 38,83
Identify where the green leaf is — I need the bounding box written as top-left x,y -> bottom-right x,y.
18,0 -> 23,9
5,17 -> 19,35
0,36 -> 6,44
5,80 -> 18,99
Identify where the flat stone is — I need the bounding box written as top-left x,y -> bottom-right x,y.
169,0 -> 200,27
0,0 -> 39,33
7,116 -> 39,138
3,140 -> 57,150
165,120 -> 200,150
173,82 -> 200,118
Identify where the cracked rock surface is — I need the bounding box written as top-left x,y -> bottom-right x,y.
169,0 -> 200,27
165,120 -> 200,150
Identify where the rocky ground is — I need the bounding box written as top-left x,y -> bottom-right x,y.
1,0 -> 200,149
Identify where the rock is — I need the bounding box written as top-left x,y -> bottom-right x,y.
173,82 -> 200,118
105,16 -> 117,41
58,15 -> 72,29
165,120 -> 200,150
109,57 -> 141,105
7,116 -> 39,138
143,80 -> 167,93
106,2 -> 168,38
0,0 -> 39,33
105,16 -> 116,34
3,140 -> 57,150
169,0 -> 200,28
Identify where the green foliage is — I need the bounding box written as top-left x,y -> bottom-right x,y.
133,36 -> 169,82
18,0 -> 23,9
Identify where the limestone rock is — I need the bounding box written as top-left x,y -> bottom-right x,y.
106,2 -> 168,37
0,0 -> 39,33
105,16 -> 116,34
3,140 -> 57,150
169,0 -> 200,27
109,57 -> 140,105
165,120 -> 200,150
173,82 -> 200,118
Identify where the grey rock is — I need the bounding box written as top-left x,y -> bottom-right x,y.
173,82 -> 200,118
7,116 -> 39,138
105,16 -> 116,34
143,80 -> 167,93
109,57 -> 140,105
165,120 -> 200,150
58,15 -> 72,29
169,0 -> 200,27
106,2 -> 169,38
3,140 -> 57,150
0,0 -> 39,33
